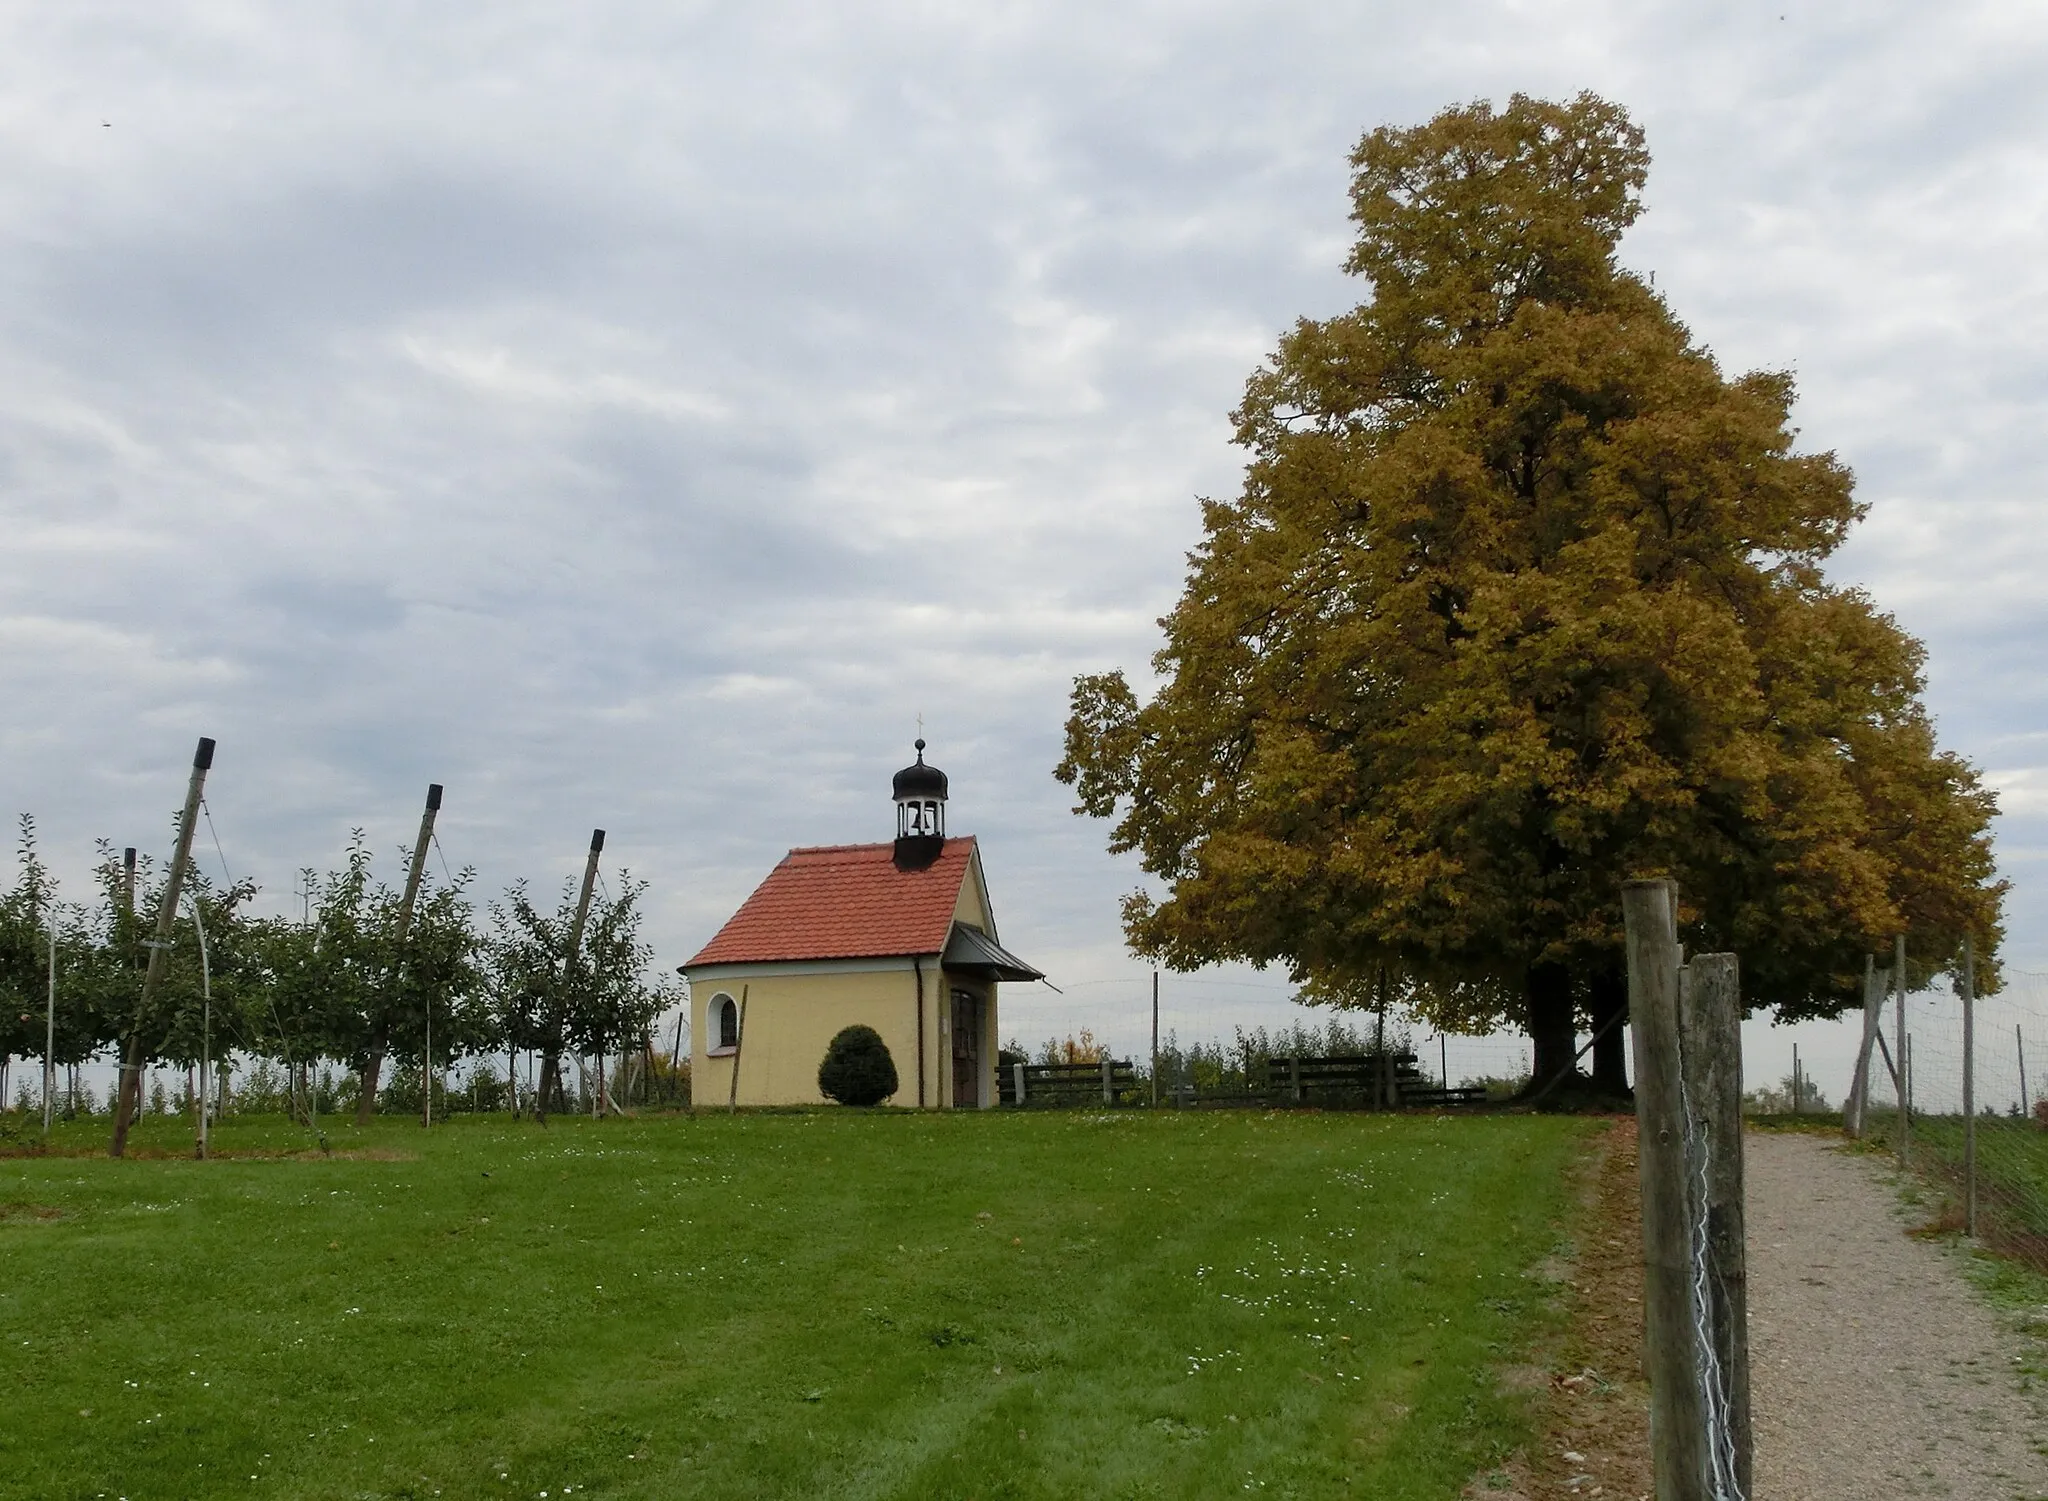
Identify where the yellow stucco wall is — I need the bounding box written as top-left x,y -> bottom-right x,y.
690,961 -> 999,1109
954,855 -> 993,931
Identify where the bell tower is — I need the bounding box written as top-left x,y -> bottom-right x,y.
892,739 -> 948,871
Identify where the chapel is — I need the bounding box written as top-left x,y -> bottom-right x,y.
682,742 -> 1042,1107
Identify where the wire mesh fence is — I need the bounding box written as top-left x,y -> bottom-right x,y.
1858,968 -> 2048,1273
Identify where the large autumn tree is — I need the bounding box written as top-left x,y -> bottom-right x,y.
1058,93 -> 2002,1090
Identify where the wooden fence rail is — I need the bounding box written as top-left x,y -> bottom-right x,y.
1000,1053 -> 1491,1110
1003,1060 -> 1139,1107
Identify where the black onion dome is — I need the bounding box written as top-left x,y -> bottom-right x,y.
892,739 -> 949,800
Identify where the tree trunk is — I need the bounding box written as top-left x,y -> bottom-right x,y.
1588,961 -> 1630,1097
356,1029 -> 388,1125
535,1053 -> 558,1126
111,1056 -> 143,1154
1524,961 -> 1578,1095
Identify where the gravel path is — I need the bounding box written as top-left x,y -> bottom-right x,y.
1747,1131 -> 2048,1500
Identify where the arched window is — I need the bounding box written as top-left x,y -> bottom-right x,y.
710,993 -> 739,1054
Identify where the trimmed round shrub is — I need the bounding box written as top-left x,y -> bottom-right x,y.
818,1025 -> 899,1107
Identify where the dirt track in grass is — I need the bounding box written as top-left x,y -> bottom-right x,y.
1524,1117 -> 1654,1501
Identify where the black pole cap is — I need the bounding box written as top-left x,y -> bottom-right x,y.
123,847 -> 137,867
426,783 -> 444,811
194,736 -> 216,770
589,829 -> 606,854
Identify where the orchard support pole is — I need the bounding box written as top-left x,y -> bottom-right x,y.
539,829 -> 604,1126
670,975 -> 689,1107
358,784 -> 442,1125
42,922 -> 55,1136
111,736 -> 213,1159
415,786 -> 445,1129
190,894 -> 212,1160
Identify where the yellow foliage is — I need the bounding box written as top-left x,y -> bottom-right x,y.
1057,93 -> 2003,1065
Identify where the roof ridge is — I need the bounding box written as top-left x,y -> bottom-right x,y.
785,836 -> 976,858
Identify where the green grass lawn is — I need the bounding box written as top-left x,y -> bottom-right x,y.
1,1108 -> 1593,1501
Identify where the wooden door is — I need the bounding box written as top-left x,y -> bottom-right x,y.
950,988 -> 981,1108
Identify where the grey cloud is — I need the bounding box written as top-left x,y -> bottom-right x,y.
2,2 -> 2045,1064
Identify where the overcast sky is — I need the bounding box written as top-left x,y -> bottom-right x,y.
3,2 -> 2045,1087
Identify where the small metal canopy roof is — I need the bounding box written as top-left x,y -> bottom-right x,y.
942,922 -> 1043,983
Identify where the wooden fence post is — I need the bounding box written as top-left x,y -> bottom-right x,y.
1962,934 -> 1976,1238
1013,1060 -> 1027,1107
1845,955 -> 1885,1138
1373,967 -> 1390,1108
1624,879 -> 1706,1498
1150,969 -> 1159,1108
1100,1056 -> 1113,1106
1894,934 -> 1910,1166
2019,1026 -> 2030,1122
1903,1036 -> 1912,1146
1680,952 -> 1752,1496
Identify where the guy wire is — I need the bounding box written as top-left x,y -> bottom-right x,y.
199,797 -> 235,889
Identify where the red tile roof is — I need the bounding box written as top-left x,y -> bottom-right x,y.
686,838 -> 976,967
